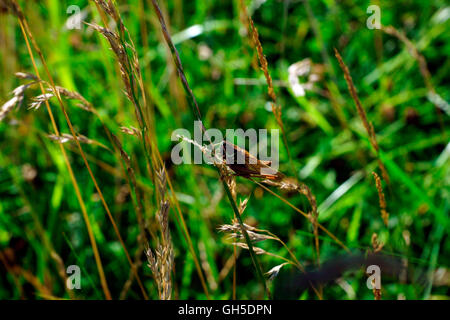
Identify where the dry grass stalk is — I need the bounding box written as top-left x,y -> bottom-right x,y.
92,0 -> 157,152
371,277 -> 382,300
0,0 -> 22,19
372,172 -> 389,226
381,26 -> 432,96
326,82 -> 349,129
370,233 -> 383,300
0,82 -> 38,121
265,262 -> 289,281
371,233 -> 384,253
262,176 -> 320,266
7,0 -> 114,299
231,241 -> 302,272
198,241 -> 218,291
0,250 -> 52,298
192,133 -> 336,276
240,2 -> 293,168
219,218 -> 319,296
120,126 -> 141,138
381,25 -> 449,122
151,0 -> 269,297
90,3 -> 195,300
186,134 -> 320,282
10,78 -> 93,112
237,0 -> 249,37
219,139 -> 320,255
217,249 -> 242,284
92,0 -> 212,298
48,133 -> 97,145
86,23 -> 136,108
0,157 -> 76,299
238,197 -> 248,215
221,140 -> 285,181
51,86 -> 93,112
232,242 -> 267,255
92,0 -> 121,24
219,222 -> 277,243
15,72 -> 37,80
0,73 -> 40,122
254,180 -> 350,253
288,58 -> 325,97
303,0 -> 337,82
29,93 -> 53,110
146,167 -> 174,300
224,174 -> 237,202
219,219 -> 309,277
334,48 -> 390,185
150,0 -> 205,126
91,1 -> 160,191
232,239 -> 322,301
110,132 -> 155,242
110,132 -> 156,299
119,237 -> 147,299
7,16 -> 148,297
88,2 -> 148,126
155,150 -> 212,299
97,1 -> 221,300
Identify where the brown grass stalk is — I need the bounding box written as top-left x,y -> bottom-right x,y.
91,0 -> 211,299
334,48 -> 390,185
381,25 -> 446,131
150,0 -> 270,298
12,0 -> 150,299
262,177 -> 321,267
238,4 -> 321,269
146,167 -> 174,300
381,26 -> 433,97
0,158 -> 76,299
240,1 -> 294,174
370,233 -> 383,300
13,12 -> 112,299
154,149 -> 211,298
253,179 -> 350,253
0,251 -> 54,298
372,172 -> 389,227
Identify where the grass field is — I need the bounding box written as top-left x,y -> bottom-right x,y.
0,0 -> 449,300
